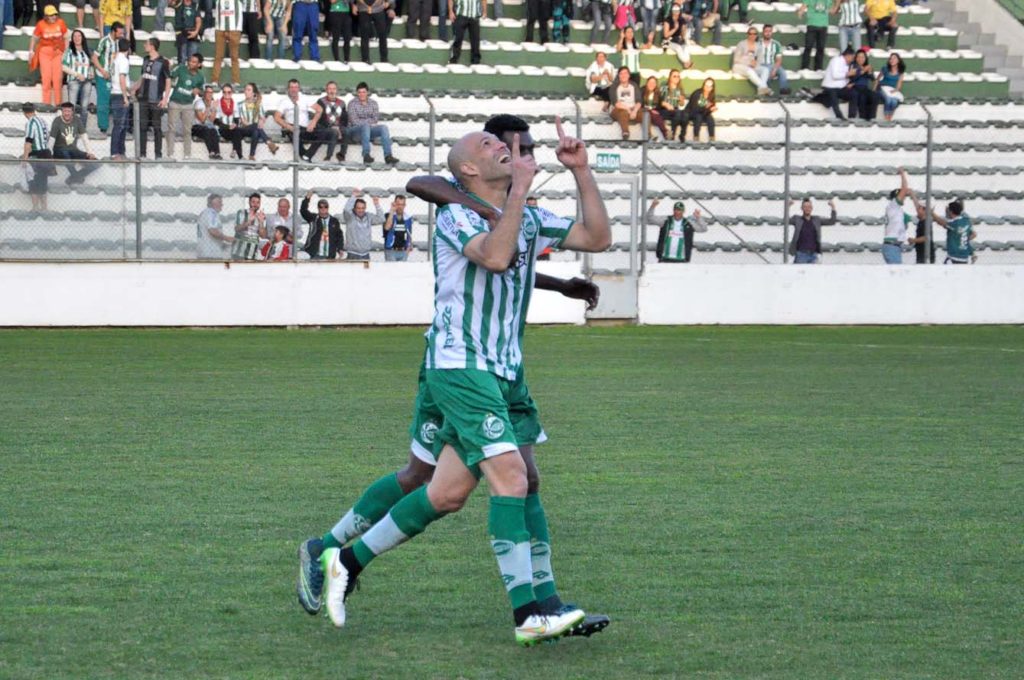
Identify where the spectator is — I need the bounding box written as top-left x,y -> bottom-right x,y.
551,0 -> 569,44
526,195 -> 539,208
882,167 -> 910,264
875,51 -> 905,121
213,0 -> 243,86
848,48 -> 875,119
263,0 -> 290,59
91,21 -> 123,134
756,24 -> 789,95
51,101 -> 99,185
524,0 -> 548,44
659,68 -> 687,141
640,75 -> 669,139
291,0 -> 320,60
685,76 -> 716,142
931,199 -> 974,265
382,194 -> 414,261
171,0 -> 202,64
153,0 -> 169,32
357,0 -> 394,63
30,6 -> 68,106
797,0 -> 828,71
638,0 -> 661,48
906,191 -> 934,264
345,82 -> 399,164
661,4 -> 692,69
816,46 -> 854,119
299,191 -> 344,259
614,0 -> 636,30
132,38 -> 172,159
406,0 -> 431,40
646,198 -> 708,262
342,189 -> 384,260
589,0 -> 613,45
686,0 -> 721,46
197,192 -> 233,259
326,0 -> 353,61
76,0 -> 102,29
100,0 -> 131,37
609,66 -> 642,140
864,0 -> 896,49
721,0 -> 745,23
241,0 -> 260,59
238,83 -> 279,159
615,26 -> 640,79
266,196 -> 293,240
585,51 -> 615,108
167,52 -> 205,158
311,80 -> 347,160
108,37 -> 131,160
273,78 -> 326,163
260,225 -> 293,259
233,191 -> 265,258
449,0 -> 484,65
834,0 -> 862,52
192,84 -> 224,158
215,83 -> 245,158
21,102 -> 53,210
732,26 -> 770,96
61,29 -> 94,129
787,197 -> 836,264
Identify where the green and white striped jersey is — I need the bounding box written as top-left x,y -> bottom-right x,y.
62,49 -> 94,80
96,34 -> 117,73
25,116 -> 49,152
215,0 -> 246,31
838,0 -> 862,25
755,38 -> 782,67
238,100 -> 266,125
452,0 -> 482,18
426,201 -> 573,381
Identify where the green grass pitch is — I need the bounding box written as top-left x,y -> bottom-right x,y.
1,325 -> 1022,679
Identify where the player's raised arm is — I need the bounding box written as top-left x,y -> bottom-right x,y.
551,116 -> 612,253
405,175 -> 500,224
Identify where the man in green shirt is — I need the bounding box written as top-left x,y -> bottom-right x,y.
932,200 -> 975,265
172,0 -> 202,65
798,0 -> 830,70
646,198 -> 708,262
167,53 -> 206,158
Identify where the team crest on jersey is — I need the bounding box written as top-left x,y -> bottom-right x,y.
523,215 -> 538,239
482,414 -> 506,440
420,421 -> 439,444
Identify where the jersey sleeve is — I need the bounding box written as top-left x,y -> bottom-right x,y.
435,204 -> 487,254
528,206 -> 575,251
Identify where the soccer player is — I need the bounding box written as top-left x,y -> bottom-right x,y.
931,199 -> 975,265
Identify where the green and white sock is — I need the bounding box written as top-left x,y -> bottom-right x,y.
525,493 -> 558,605
324,472 -> 406,550
347,485 -> 444,570
490,495 -> 536,615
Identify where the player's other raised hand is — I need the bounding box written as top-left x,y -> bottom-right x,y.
554,116 -> 588,170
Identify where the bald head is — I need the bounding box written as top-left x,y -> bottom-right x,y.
447,131 -> 511,189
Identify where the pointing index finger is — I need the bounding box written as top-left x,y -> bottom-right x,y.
512,132 -> 520,160
554,115 -> 565,142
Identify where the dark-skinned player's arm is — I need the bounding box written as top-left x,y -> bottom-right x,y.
551,116 -> 612,253
405,176 -> 500,224
461,134 -> 536,273
534,274 -> 600,310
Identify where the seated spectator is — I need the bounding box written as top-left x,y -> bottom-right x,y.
76,0 -> 102,30
835,0 -> 864,53
756,24 -> 790,95
260,226 -> 293,260
848,49 -> 876,120
931,199 -> 974,265
638,0 -> 662,48
300,191 -> 345,259
615,26 -> 641,80
61,30 -> 94,130
196,193 -> 233,259
659,69 -> 688,141
312,80 -> 348,161
865,0 -> 897,49
814,47 -> 855,119
192,85 -> 224,159
51,101 -> 99,185
345,82 -> 399,165
238,83 -> 279,160
21,102 -> 54,210
167,53 -> 205,159
609,66 -> 642,140
787,197 -> 837,264
685,76 -> 716,142
661,4 -> 693,69
641,76 -> 670,140
382,194 -> 414,261
732,26 -> 770,96
685,0 -> 722,46
585,51 -> 616,108
343,188 -> 384,260
645,198 -> 708,262
264,0 -> 291,60
266,197 -> 293,241
590,0 -> 614,45
234,191 -> 266,259
273,78 -> 336,163
214,83 -> 246,159
874,51 -> 905,121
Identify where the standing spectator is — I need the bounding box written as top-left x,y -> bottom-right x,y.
881,167 -> 910,264
661,5 -> 692,69
685,76 -> 716,142
342,189 -> 383,260
732,26 -> 770,96
100,0 -> 131,36
646,198 -> 708,262
817,46 -> 854,119
585,51 -> 615,108
108,37 -> 131,160
906,191 -> 934,264
345,82 -> 399,164
659,68 -> 687,141
615,25 -> 640,77
167,53 -> 205,158
721,0 -> 746,23
192,84 -> 224,158
406,0 -> 430,40
931,200 -> 974,265
238,83 -> 279,159
132,38 -> 172,159
589,0 -> 613,45
875,51 -> 905,121
235,191 -> 266,242
30,6 -> 68,106
241,0 -> 260,59
299,190 -> 344,259
171,0 -> 202,65
834,0 -> 862,52
213,0 -> 244,86
382,194 -> 414,261
76,0 -> 102,29
51,101 -> 99,185
638,0 -> 661,48
311,80 -> 347,160
197,193 -> 233,259
551,0 -> 569,44
755,24 -> 789,95
214,83 -> 245,158
154,0 -> 170,32
129,0 -> 142,50
448,0 -> 484,65
640,75 -> 669,139
797,0 -> 829,71
291,0 -> 320,60
21,102 -> 53,210
787,197 -> 836,264
848,49 -> 875,119
260,226 -> 293,259
91,21 -> 123,134
524,0 -> 548,44
326,0 -> 353,61
265,196 -> 293,239
62,30 -> 94,129
263,0 -> 290,59
609,66 -> 641,140
687,0 -> 722,46
357,0 -> 394,63
436,0 -> 449,41
273,78 -> 325,162
864,0 -> 896,49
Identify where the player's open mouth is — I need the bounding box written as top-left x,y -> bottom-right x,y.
499,154 -> 511,164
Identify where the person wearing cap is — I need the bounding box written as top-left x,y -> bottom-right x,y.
21,102 -> 54,211
646,197 -> 708,263
787,197 -> 837,264
299,190 -> 344,259
51,101 -> 99,185
30,5 -> 69,106
881,167 -> 910,264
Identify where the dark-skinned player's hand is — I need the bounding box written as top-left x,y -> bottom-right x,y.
562,277 -> 600,310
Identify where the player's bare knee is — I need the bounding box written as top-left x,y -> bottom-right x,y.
483,451 -> 528,497
428,483 -> 470,513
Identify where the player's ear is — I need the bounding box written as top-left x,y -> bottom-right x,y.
459,161 -> 480,179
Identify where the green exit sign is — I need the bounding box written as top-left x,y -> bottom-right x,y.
596,153 -> 621,171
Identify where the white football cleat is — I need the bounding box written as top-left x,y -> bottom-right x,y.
321,547 -> 350,628
515,608 -> 585,647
